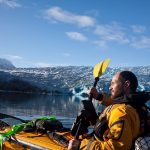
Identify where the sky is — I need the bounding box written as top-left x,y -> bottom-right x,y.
0,0 -> 150,68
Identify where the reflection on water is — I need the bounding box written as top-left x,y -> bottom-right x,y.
1,92 -> 149,128
0,93 -> 149,117
0,92 -> 83,119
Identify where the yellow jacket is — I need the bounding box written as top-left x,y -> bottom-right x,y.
80,95 -> 140,150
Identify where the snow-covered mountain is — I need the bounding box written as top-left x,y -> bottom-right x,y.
0,66 -> 149,95
0,58 -> 15,69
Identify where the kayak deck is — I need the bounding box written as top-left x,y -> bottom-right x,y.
3,131 -> 72,150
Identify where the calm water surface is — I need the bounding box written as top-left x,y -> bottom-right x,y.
0,92 -> 88,127
0,92 -> 149,128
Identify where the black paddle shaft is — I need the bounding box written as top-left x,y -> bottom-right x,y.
0,113 -> 27,123
75,77 -> 100,139
75,119 -> 83,139
89,77 -> 99,100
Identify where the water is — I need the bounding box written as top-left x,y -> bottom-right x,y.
0,92 -> 86,128
0,92 -> 149,128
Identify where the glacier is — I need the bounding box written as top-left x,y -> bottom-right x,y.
0,66 -> 149,96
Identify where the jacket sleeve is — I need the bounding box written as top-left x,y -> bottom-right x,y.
80,105 -> 140,150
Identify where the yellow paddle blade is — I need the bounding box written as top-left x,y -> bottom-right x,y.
93,61 -> 103,77
93,58 -> 110,78
101,58 -> 111,75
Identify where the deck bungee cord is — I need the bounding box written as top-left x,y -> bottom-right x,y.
0,115 -> 58,150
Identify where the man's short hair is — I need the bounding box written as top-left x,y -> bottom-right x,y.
120,71 -> 138,92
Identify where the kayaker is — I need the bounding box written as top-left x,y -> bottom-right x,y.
68,71 -> 143,150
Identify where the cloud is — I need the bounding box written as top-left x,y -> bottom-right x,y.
66,32 -> 87,41
131,25 -> 146,33
3,54 -> 23,60
131,36 -> 150,49
44,6 -> 95,27
93,40 -> 107,48
10,55 -> 23,60
44,7 -> 150,50
0,0 -> 21,8
94,22 -> 129,44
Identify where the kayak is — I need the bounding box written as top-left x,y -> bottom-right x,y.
0,113 -> 73,150
2,120 -> 150,150
3,131 -> 72,150
0,114 -> 150,150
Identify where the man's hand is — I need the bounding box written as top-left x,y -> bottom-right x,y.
90,87 -> 100,100
68,139 -> 80,150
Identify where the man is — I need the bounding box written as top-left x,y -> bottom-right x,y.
68,71 -> 140,150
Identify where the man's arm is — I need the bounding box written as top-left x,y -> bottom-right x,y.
90,87 -> 113,106
70,105 -> 140,150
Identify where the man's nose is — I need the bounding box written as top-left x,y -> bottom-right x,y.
109,85 -> 112,91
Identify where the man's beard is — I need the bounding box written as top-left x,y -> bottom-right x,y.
111,91 -> 124,100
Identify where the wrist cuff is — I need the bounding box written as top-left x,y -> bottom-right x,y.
96,94 -> 103,101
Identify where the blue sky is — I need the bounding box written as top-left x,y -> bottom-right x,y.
0,0 -> 150,68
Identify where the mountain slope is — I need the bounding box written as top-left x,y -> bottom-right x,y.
0,66 -> 149,95
0,58 -> 15,69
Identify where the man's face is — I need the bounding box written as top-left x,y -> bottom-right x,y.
109,73 -> 124,99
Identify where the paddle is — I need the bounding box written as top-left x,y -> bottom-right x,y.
89,58 -> 110,100
74,58 -> 110,139
0,113 -> 27,124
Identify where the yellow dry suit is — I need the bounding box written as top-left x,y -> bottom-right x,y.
79,94 -> 140,150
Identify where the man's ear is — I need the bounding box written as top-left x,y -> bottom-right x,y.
124,80 -> 130,88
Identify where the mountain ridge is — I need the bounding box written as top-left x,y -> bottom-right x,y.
0,66 -> 149,95
0,58 -> 15,69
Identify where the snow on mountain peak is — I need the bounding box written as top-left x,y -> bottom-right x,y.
0,66 -> 149,95
0,58 -> 15,69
